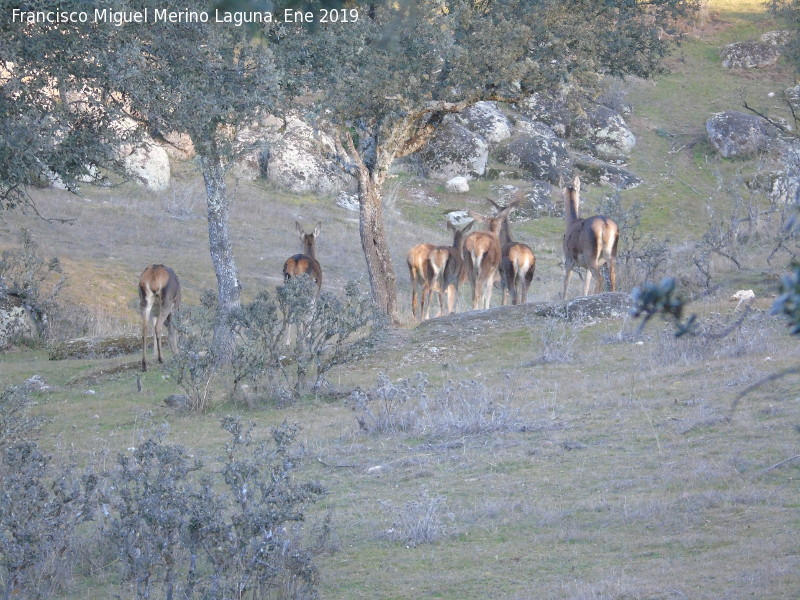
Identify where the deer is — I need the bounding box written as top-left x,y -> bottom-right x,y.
421,220 -> 474,320
139,264 -> 181,372
407,242 -> 436,320
561,176 -> 619,299
283,222 -> 322,295
485,197 -> 536,306
462,202 -> 518,310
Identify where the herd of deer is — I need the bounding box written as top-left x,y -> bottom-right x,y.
408,176 -> 619,320
138,176 -> 619,371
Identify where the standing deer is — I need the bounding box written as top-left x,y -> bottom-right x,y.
139,264 -> 181,372
562,176 -> 619,299
485,197 -> 536,305
463,202 -> 517,310
283,222 -> 322,295
407,242 -> 436,320
422,220 -> 474,320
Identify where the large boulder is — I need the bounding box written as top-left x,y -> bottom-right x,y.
493,127 -> 569,183
264,117 -> 355,194
572,154 -> 643,189
517,92 -> 571,137
455,102 -> 512,145
721,41 -> 782,69
160,132 -> 196,161
0,290 -> 42,349
570,105 -> 636,161
123,141 -> 171,191
419,121 -> 489,180
706,111 -> 772,159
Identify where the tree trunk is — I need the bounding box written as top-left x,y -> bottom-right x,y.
199,152 -> 241,365
357,172 -> 399,324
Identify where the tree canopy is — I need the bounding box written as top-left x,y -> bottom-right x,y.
275,0 -> 698,320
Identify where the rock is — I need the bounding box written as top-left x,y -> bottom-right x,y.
572,154 -> 642,189
419,122 -> 489,180
446,176 -> 470,193
160,132 -> 196,160
0,288 -> 42,349
444,210 -> 474,228
123,141 -> 171,191
493,130 -> 569,183
786,85 -> 800,114
48,334 -> 141,360
455,102 -> 512,145
770,173 -> 800,205
706,111 -> 773,159
760,30 -> 791,46
536,292 -> 633,321
336,191 -> 360,212
730,290 -> 755,304
492,181 -> 559,219
517,92 -> 571,137
164,394 -> 190,411
265,117 -> 355,193
571,105 -> 636,161
721,41 -> 782,69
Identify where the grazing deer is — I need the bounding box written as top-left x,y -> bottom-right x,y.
463,202 -> 517,310
562,176 -> 619,299
407,242 -> 436,320
422,220 -> 474,319
283,222 -> 322,295
485,197 -> 536,305
139,264 -> 181,372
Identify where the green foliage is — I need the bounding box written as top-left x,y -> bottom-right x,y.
771,262 -> 800,335
0,0 -> 132,210
631,277 -> 697,337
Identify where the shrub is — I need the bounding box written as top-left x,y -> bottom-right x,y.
0,229 -> 65,345
0,386 -> 98,600
349,373 -> 525,437
101,419 -> 324,600
382,491 -> 453,547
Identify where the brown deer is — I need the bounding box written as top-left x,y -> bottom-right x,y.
407,242 -> 436,320
422,220 -> 474,320
139,264 -> 181,372
562,176 -> 619,299
485,197 -> 536,305
463,202 -> 517,310
283,222 -> 322,295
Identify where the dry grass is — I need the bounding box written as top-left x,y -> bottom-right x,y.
1,1 -> 800,598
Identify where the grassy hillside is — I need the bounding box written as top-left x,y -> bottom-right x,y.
1,1 -> 799,599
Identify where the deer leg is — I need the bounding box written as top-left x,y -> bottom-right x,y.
165,313 -> 179,354
583,268 -> 594,297
563,267 -> 574,300
140,299 -> 152,372
607,257 -> 617,292
154,310 -> 168,363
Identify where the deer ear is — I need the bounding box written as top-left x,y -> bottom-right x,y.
295,221 -> 304,238
463,220 -> 475,233
573,176 -> 581,193
466,210 -> 485,223
314,222 -> 321,238
558,174 -> 565,189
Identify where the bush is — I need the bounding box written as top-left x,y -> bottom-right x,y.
381,491 -> 453,547
349,373 -> 525,437
0,229 -> 65,346
0,386 -> 98,600
101,419 -> 324,600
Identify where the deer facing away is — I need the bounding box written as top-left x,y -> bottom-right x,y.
422,220 -> 474,319
283,222 -> 322,295
562,176 -> 619,299
139,264 -> 181,372
485,197 -> 536,306
463,201 -> 518,310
